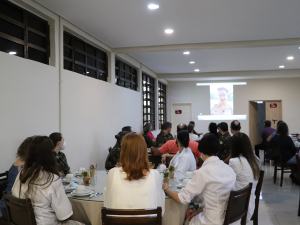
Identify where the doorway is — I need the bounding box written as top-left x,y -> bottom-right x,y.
171,103 -> 192,136
249,100 -> 282,148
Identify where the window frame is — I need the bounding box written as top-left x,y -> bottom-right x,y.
63,31 -> 108,81
0,0 -> 50,64
158,82 -> 167,129
143,73 -> 156,130
115,58 -> 138,91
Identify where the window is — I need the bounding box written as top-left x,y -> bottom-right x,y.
115,59 -> 138,90
143,73 -> 155,130
0,0 -> 50,64
158,82 -> 167,129
63,32 -> 108,81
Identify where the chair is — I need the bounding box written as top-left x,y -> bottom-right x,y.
272,145 -> 294,187
3,191 -> 36,225
223,183 -> 253,225
262,136 -> 270,165
102,207 -> 162,225
0,171 -> 9,200
250,170 -> 265,225
296,154 -> 300,216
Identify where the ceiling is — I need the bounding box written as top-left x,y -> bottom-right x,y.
35,0 -> 300,80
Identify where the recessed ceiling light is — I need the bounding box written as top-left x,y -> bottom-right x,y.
87,72 -> 89,74
9,51 -> 17,55
279,65 -> 285,68
189,61 -> 195,64
165,29 -> 173,34
299,47 -> 300,49
287,56 -> 294,60
194,69 -> 200,72
183,51 -> 190,55
148,4 -> 159,10
255,101 -> 263,104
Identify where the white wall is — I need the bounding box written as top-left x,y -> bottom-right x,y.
167,77 -> 300,136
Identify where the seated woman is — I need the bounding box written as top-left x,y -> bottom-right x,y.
49,132 -> 72,177
170,130 -> 196,173
142,123 -> 156,148
208,122 -> 219,138
0,136 -> 34,220
229,132 -> 261,224
104,132 -> 165,215
162,133 -> 236,225
12,136 -> 84,225
188,124 -> 201,142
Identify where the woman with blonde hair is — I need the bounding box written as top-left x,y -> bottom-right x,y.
104,132 -> 165,214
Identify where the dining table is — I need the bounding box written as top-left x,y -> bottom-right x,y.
67,170 -> 189,225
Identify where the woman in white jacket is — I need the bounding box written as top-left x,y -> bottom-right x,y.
229,132 -> 261,224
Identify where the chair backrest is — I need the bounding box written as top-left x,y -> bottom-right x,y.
296,154 -> 300,182
102,207 -> 162,225
3,191 -> 36,225
272,144 -> 283,163
0,171 -> 9,200
253,171 -> 264,215
223,183 -> 253,225
291,133 -> 299,142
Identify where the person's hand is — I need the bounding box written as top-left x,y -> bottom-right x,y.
161,154 -> 167,164
152,138 -> 156,142
162,183 -> 169,191
187,208 -> 203,221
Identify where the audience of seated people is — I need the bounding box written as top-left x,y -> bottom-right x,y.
104,132 -> 165,215
0,136 -> 34,220
254,120 -> 275,158
162,133 -> 236,225
188,123 -> 201,142
156,121 -> 174,147
11,136 -> 84,225
105,131 -> 129,170
217,122 -> 232,164
49,132 -> 72,177
229,132 -> 261,224
142,123 -> 156,148
169,130 -> 196,173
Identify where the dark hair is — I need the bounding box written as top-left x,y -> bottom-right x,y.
177,123 -> 187,133
208,122 -> 218,138
189,121 -> 195,125
161,122 -> 172,130
219,122 -> 228,132
49,132 -> 62,147
115,131 -> 130,144
143,123 -> 152,134
198,133 -> 220,156
122,126 -> 132,132
188,124 -> 194,133
231,120 -> 241,131
17,136 -> 35,160
277,122 -> 288,136
231,132 -> 260,180
276,120 -> 283,129
264,120 -> 271,127
177,130 -> 190,148
19,136 -> 59,196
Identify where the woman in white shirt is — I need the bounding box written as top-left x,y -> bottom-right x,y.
104,132 -> 165,215
12,136 -> 84,225
188,124 -> 201,142
162,133 -> 236,225
170,130 -> 196,174
229,132 -> 261,224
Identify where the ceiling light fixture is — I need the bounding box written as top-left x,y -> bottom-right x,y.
148,4 -> 159,10
287,56 -> 294,60
183,51 -> 190,55
9,51 -> 17,55
194,69 -> 200,72
279,65 -> 285,68
165,29 -> 173,34
255,101 -> 263,104
189,61 -> 195,64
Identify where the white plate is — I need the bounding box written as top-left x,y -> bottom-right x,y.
71,190 -> 93,197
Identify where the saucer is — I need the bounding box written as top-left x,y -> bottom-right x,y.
71,190 -> 93,197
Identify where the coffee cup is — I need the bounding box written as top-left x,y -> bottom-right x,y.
182,179 -> 190,186
66,174 -> 74,182
159,164 -> 166,173
75,185 -> 85,194
185,171 -> 193,179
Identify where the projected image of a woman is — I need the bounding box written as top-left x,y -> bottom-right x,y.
211,87 -> 233,115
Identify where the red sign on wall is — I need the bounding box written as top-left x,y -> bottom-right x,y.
270,103 -> 277,108
175,110 -> 182,114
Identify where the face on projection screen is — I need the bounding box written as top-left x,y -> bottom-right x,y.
197,82 -> 247,121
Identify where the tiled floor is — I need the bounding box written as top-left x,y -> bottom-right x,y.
251,150 -> 300,225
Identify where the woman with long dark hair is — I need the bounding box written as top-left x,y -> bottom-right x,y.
208,122 -> 219,138
229,132 -> 260,223
12,136 -> 84,225
142,123 -> 156,147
